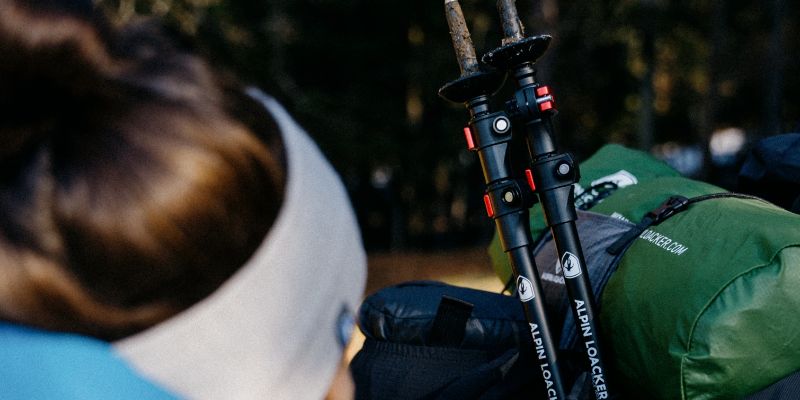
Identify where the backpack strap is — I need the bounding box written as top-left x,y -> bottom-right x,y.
606,193 -> 767,255
606,195 -> 689,255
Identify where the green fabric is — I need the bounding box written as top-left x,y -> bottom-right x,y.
487,144 -> 800,398
599,181 -> 800,399
489,144 -> 680,285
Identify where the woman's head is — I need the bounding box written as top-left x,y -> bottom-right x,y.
0,0 -> 285,340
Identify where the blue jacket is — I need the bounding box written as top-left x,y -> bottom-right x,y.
0,323 -> 178,399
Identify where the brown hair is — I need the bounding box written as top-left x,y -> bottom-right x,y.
0,0 -> 285,340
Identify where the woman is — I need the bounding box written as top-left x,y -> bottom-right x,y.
0,0 -> 365,398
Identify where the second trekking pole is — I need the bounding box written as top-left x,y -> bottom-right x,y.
440,0 -> 567,398
481,1 -> 614,398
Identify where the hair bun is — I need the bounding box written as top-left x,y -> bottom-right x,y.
0,0 -> 115,163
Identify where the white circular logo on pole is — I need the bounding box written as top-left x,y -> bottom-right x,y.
516,276 -> 535,302
561,252 -> 582,279
493,116 -> 510,134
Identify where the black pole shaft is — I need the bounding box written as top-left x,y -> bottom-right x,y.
506,242 -> 567,399
540,200 -> 612,400
441,2 -> 571,398
521,79 -> 614,400
491,1 -> 616,394
467,95 -> 568,399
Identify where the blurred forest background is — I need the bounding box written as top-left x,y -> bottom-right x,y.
98,0 -> 798,253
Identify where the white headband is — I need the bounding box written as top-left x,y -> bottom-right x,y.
113,90 -> 367,400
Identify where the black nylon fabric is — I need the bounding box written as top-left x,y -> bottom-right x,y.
357,281 -> 531,349
351,339 -> 496,399
353,281 -> 593,399
351,340 -> 545,400
738,133 -> 800,213
745,369 -> 800,400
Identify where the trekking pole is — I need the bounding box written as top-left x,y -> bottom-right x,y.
439,1 -> 567,398
481,1 -> 614,398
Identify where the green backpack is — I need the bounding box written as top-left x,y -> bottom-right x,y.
489,144 -> 800,399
